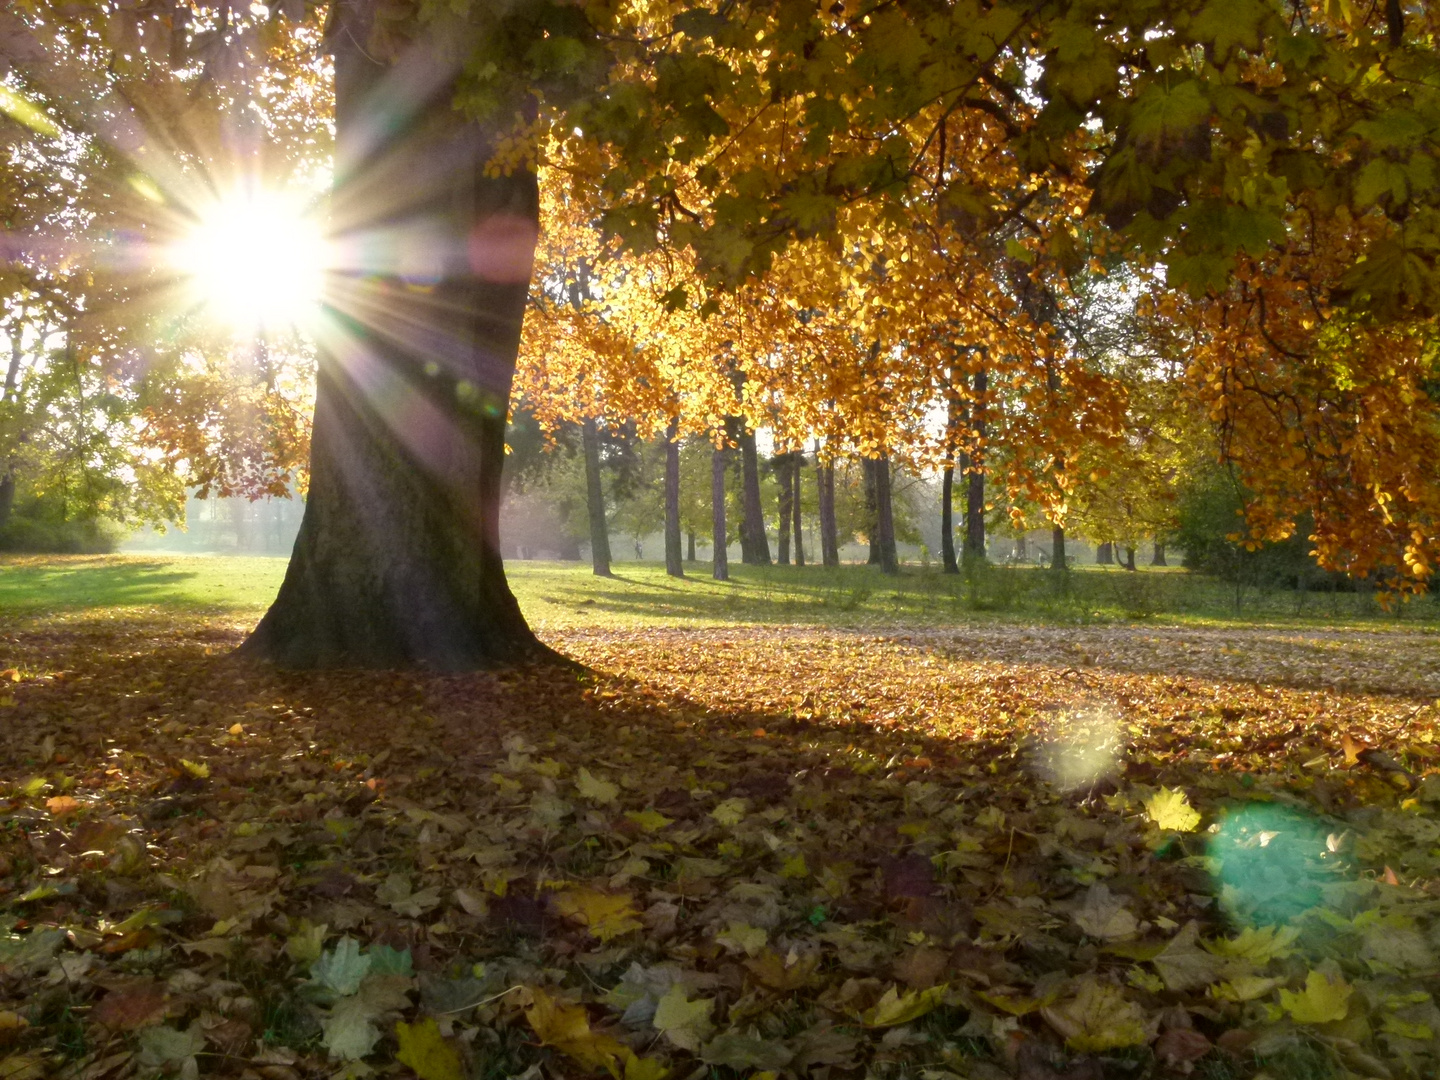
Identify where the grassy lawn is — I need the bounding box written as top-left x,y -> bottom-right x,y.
3,552 -> 1435,630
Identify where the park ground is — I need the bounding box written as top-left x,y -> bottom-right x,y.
1,555 -> 1439,1080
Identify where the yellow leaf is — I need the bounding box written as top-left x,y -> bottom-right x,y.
623,1055 -> 669,1080
18,777 -> 46,798
976,991 -> 1044,1016
626,809 -> 672,833
859,984 -> 947,1027
1210,976 -> 1284,1002
575,767 -> 619,805
395,1018 -> 463,1080
779,853 -> 808,879
1382,1014 -> 1434,1041
1206,925 -> 1299,964
180,759 -> 210,779
710,797 -> 747,826
1042,979 -> 1152,1052
0,1054 -> 45,1080
525,987 -> 627,1073
284,919 -> 328,964
652,985 -> 714,1051
1145,787 -> 1200,832
228,723 -> 244,735
1280,970 -> 1352,1024
552,889 -> 643,942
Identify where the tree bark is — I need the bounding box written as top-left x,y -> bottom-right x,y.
1152,541 -> 1167,566
775,453 -> 792,565
243,2 -> 551,668
711,441 -> 729,581
1124,545 -> 1137,571
0,471 -> 13,532
863,457 -> 881,565
686,531 -> 695,562
664,419 -> 683,578
582,417 -> 612,577
738,425 -> 770,564
940,465 -> 957,574
817,450 -> 839,567
791,452 -> 805,567
964,368 -> 987,561
1052,525 -> 1067,571
873,456 -> 898,573
1096,541 -> 1113,565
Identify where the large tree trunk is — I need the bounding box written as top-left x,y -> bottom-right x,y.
817,450 -> 839,567
874,456 -> 898,574
1124,545 -> 1138,571
711,441 -> 729,581
791,452 -> 805,567
664,419 -> 683,578
775,453 -> 792,565
582,417 -> 612,577
1096,541 -> 1114,565
243,2 -> 550,668
964,368 -> 987,561
738,426 -> 770,565
1052,525 -> 1067,571
1152,541 -> 1168,566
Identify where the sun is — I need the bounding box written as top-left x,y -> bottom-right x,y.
172,190 -> 327,330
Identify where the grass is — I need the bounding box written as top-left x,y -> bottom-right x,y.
1,552 -> 1435,630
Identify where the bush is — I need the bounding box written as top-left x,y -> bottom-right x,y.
0,497 -> 123,554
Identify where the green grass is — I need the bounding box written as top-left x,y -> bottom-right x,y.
3,552 -> 1434,631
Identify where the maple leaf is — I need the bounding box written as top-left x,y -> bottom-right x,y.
710,797 -> 747,825
856,984 -> 947,1028
553,888 -> 644,942
652,985 -> 714,1051
575,767 -> 619,804
525,987 -> 628,1072
1280,969 -> 1352,1024
1145,786 -> 1201,832
1206,924 -> 1298,964
701,1031 -> 794,1071
284,920 -> 328,965
322,995 -> 383,1061
626,809 -> 673,832
311,937 -> 371,996
1042,979 -> 1153,1052
1152,922 -> 1225,992
395,1018 -> 463,1080
1073,884 -> 1139,940
137,1025 -> 205,1068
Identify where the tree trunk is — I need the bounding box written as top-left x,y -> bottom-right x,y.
1052,524 -> 1067,571
874,456 -> 898,574
940,466 -> 957,573
582,417 -> 612,577
739,426 -> 770,564
791,452 -> 805,567
964,368 -> 987,561
1096,541 -> 1113,565
243,2 -> 551,668
775,453 -> 792,565
817,451 -> 839,567
1124,545 -> 1137,571
0,471 -> 13,531
711,442 -> 729,581
1152,541 -> 1167,566
687,531 -> 695,562
864,457 -> 881,565
664,419 -> 683,578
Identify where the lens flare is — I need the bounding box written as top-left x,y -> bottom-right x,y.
1029,707 -> 1122,792
172,191 -> 326,329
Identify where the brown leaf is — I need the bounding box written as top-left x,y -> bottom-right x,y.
1156,1027 -> 1212,1065
92,980 -> 168,1031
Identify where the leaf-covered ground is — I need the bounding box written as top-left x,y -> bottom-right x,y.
2,611 -> 1439,1080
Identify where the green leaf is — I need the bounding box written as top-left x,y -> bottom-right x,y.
575,766 -> 620,804
322,995 -> 382,1061
653,985 -> 714,1051
701,1031 -> 795,1070
311,937 -> 372,997
367,944 -> 413,977
137,1025 -> 205,1067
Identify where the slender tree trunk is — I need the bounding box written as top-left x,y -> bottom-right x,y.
739,426 -> 770,564
711,441 -> 729,581
1052,525 -> 1067,571
1,325 -> 23,530
874,456 -> 898,573
776,453 -> 792,565
687,531 -> 695,562
792,452 -> 805,567
1152,541 -> 1168,566
582,417 -> 612,577
1124,545 -> 1137,571
0,472 -> 13,531
1096,541 -> 1113,565
243,2 -> 551,668
664,419 -> 683,578
964,368 -> 987,561
864,457 -> 881,565
940,465 -> 957,573
817,449 -> 839,567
